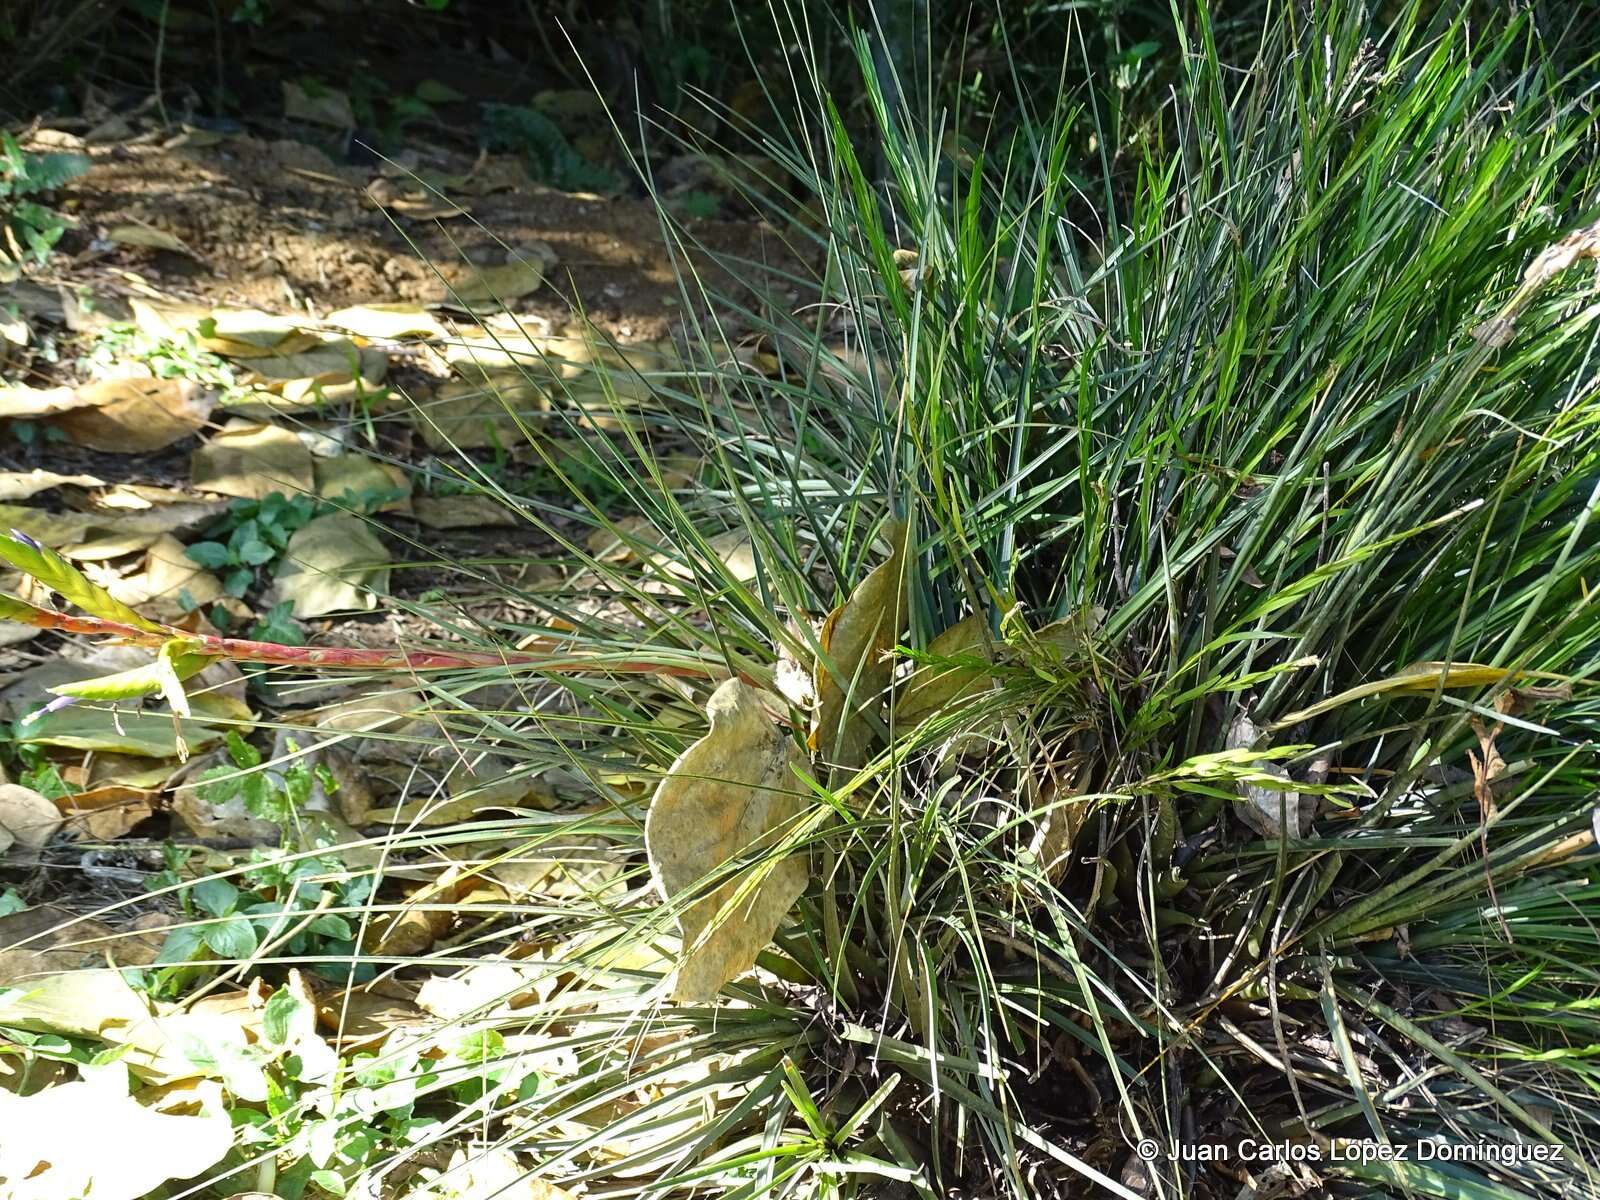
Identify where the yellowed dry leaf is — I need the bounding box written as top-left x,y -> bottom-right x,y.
646,678 -> 809,1002
191,420 -> 315,499
243,338 -> 388,405
105,533 -> 225,621
0,503 -> 93,547
198,310 -> 321,360
274,512 -> 390,616
55,377 -> 214,452
810,518 -> 910,773
433,254 -> 552,310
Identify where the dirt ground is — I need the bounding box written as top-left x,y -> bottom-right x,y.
46,127 -> 795,340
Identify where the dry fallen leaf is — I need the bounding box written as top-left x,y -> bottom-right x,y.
54,377 -> 214,452
810,519 -> 910,774
1226,714 -> 1314,840
242,337 -> 388,406
432,249 -> 555,310
55,783 -> 157,840
283,79 -> 355,128
104,533 -> 225,621
314,452 -> 413,513
0,469 -> 104,500
0,1078 -> 233,1200
0,906 -> 121,980
325,302 -> 447,341
646,678 -> 810,1002
191,419 -> 315,500
410,493 -> 517,529
197,308 -> 320,359
0,785 -> 64,854
0,384 -> 99,420
898,613 -> 992,729
0,503 -> 93,547
275,512 -> 390,616
107,223 -> 192,255
407,1147 -> 580,1200
415,375 -> 546,449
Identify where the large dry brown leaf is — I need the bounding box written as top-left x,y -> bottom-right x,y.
55,783 -> 157,840
0,905 -> 120,979
274,512 -> 390,616
646,679 -> 809,1002
54,377 -> 214,452
809,519 -> 910,774
190,420 -> 315,500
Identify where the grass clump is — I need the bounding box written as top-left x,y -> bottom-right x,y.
5,2 -> 1600,1198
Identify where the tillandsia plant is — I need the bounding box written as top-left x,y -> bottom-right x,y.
9,2 -> 1600,1199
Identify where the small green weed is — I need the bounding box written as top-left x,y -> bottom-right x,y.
481,103 -> 626,194
0,132 -> 88,277
80,320 -> 235,390
144,733 -> 366,996
186,493 -> 322,598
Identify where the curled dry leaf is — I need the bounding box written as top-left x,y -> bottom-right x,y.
1226,714 -> 1314,840
810,518 -> 910,774
0,1078 -> 233,1200
274,512 -> 390,616
53,377 -> 215,453
646,678 -> 810,1002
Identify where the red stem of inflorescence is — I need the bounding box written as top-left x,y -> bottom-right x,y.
16,605 -> 716,678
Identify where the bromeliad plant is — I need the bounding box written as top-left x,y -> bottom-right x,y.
7,3 -> 1600,1198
